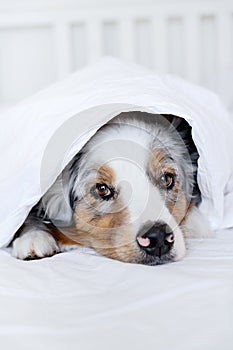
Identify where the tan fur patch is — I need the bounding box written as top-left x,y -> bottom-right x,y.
166,196 -> 190,225
147,149 -> 167,175
147,149 -> 191,225
48,226 -> 81,246
61,197 -> 137,262
97,164 -> 115,184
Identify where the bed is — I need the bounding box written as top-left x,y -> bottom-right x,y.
0,58 -> 232,350
0,228 -> 233,350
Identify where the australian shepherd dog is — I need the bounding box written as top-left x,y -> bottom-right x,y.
12,112 -> 211,265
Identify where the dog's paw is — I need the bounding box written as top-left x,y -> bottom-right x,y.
12,229 -> 59,260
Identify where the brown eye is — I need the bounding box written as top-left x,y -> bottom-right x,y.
159,173 -> 175,190
95,183 -> 113,199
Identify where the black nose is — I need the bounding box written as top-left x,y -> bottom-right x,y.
137,222 -> 174,258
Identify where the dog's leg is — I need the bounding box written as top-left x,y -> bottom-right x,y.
12,221 -> 81,260
12,224 -> 60,260
181,206 -> 213,238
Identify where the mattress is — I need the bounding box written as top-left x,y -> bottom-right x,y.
0,230 -> 232,350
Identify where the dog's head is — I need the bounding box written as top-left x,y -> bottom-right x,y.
43,112 -> 200,265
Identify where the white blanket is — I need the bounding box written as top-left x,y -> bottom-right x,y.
0,58 -> 233,247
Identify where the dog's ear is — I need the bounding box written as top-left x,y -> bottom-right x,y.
40,174 -> 73,227
39,153 -> 82,227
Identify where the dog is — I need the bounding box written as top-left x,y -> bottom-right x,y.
11,112 -> 211,265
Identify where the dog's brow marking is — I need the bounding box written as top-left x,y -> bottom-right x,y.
147,149 -> 168,179
97,165 -> 115,184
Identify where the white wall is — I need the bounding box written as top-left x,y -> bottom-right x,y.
0,0 -> 232,111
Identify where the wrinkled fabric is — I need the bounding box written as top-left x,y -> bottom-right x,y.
0,57 -> 233,247
0,229 -> 233,350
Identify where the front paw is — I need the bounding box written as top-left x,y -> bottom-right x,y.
12,229 -> 59,260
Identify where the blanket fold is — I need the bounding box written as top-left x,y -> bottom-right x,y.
0,57 -> 232,247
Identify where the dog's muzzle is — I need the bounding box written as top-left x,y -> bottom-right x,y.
137,222 -> 174,258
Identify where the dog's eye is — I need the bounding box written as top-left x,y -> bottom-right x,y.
159,173 -> 175,190
95,183 -> 113,200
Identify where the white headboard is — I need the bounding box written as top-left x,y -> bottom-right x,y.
0,0 -> 232,111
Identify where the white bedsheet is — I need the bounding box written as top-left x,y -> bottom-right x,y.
0,229 -> 233,350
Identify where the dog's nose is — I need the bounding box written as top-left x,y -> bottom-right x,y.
137,223 -> 174,257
